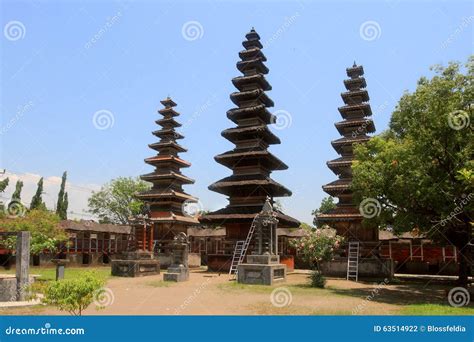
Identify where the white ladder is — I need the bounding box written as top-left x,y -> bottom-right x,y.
229,241 -> 244,276
347,241 -> 359,282
228,216 -> 258,276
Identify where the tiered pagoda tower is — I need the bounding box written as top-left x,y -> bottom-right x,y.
317,64 -> 378,249
136,97 -> 199,252
201,29 -> 299,270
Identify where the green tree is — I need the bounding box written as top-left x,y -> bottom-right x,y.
0,177 -> 9,193
352,57 -> 473,285
63,192 -> 69,219
299,222 -> 315,230
88,177 -> 150,224
6,180 -> 26,218
56,171 -> 68,220
30,177 -> 46,210
41,272 -> 105,316
312,196 -> 336,227
0,209 -> 67,255
11,180 -> 23,201
0,177 -> 9,213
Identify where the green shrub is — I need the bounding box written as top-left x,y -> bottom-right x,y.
41,271 -> 105,316
310,270 -> 326,288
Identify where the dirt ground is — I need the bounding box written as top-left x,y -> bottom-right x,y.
0,270 -> 460,315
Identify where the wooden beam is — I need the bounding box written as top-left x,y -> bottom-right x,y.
142,223 -> 147,251
149,224 -> 154,252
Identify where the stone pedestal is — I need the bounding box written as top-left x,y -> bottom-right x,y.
163,232 -> 189,282
111,251 -> 160,277
163,265 -> 189,282
237,254 -> 287,285
51,259 -> 69,280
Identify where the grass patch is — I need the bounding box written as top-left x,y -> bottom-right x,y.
2,266 -> 111,282
400,304 -> 474,315
247,302 -> 352,315
146,280 -> 172,288
0,305 -> 49,316
217,281 -> 346,298
217,281 -> 275,293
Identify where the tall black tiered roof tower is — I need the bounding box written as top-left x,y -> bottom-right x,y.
137,97 -> 199,226
317,64 -> 377,242
201,29 -> 299,228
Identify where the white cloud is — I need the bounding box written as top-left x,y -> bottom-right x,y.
0,171 -> 100,220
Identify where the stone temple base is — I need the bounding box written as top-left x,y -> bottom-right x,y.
111,251 -> 160,277
163,265 -> 189,282
237,255 -> 287,285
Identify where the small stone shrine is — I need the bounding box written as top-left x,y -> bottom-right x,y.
111,214 -> 160,277
163,232 -> 189,282
237,198 -> 286,285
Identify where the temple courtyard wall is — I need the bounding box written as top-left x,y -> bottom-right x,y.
321,258 -> 394,278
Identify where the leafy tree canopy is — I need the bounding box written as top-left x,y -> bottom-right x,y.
30,177 -> 46,211
12,180 -> 23,201
312,196 -> 336,227
88,177 -> 150,224
0,209 -> 67,255
56,171 -> 68,220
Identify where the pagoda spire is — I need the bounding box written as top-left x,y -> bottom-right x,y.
200,28 -> 299,228
136,97 -> 199,225
317,64 -> 377,240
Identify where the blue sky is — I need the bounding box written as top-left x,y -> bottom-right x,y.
1,0 -> 472,224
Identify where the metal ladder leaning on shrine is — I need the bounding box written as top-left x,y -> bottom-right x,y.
346,241 -> 360,282
229,216 -> 259,276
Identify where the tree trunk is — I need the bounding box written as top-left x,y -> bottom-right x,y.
458,252 -> 468,286
456,221 -> 472,287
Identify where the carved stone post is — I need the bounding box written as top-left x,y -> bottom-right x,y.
16,231 -> 30,301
